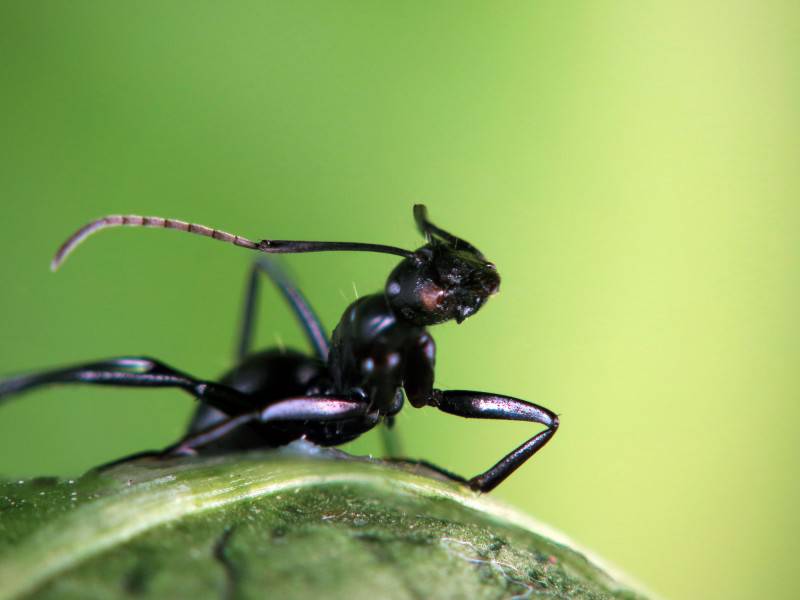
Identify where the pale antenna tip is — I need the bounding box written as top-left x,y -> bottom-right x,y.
50,239 -> 75,273
50,244 -> 73,272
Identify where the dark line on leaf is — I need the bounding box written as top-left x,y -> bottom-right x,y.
121,561 -> 150,596
213,526 -> 239,600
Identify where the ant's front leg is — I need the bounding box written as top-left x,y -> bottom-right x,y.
431,390 -> 559,493
380,415 -> 404,458
165,396 -> 373,455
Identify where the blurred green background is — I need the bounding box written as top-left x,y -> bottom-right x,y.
1,2 -> 797,598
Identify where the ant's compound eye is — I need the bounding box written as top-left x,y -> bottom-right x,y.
419,282 -> 445,312
385,254 -> 454,325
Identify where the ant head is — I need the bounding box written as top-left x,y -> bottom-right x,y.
385,205 -> 500,326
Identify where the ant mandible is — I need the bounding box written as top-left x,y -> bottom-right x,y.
0,205 -> 558,492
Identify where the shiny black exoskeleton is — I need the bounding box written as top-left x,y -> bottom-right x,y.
0,206 -> 558,492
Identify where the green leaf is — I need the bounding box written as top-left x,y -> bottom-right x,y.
0,447 -> 649,599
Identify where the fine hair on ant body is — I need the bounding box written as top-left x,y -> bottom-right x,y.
0,205 -> 558,492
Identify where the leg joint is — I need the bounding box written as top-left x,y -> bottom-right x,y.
549,414 -> 560,431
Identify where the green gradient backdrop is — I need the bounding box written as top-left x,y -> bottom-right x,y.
1,3 -> 797,599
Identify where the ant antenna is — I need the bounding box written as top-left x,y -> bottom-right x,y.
51,214 -> 416,271
413,204 -> 483,256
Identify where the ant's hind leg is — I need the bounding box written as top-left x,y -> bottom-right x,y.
165,395 -> 372,456
431,390 -> 559,493
0,357 -> 251,416
237,257 -> 330,362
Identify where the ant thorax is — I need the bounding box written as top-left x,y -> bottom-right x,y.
327,293 -> 428,413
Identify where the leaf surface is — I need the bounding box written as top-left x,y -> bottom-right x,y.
0,448 -> 649,599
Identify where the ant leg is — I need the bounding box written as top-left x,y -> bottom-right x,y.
237,257 -> 329,361
0,357 -> 252,415
382,456 -> 468,484
380,417 -> 404,457
166,396 -> 372,455
431,390 -> 559,493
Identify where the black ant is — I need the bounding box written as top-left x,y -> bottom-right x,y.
0,206 -> 558,492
